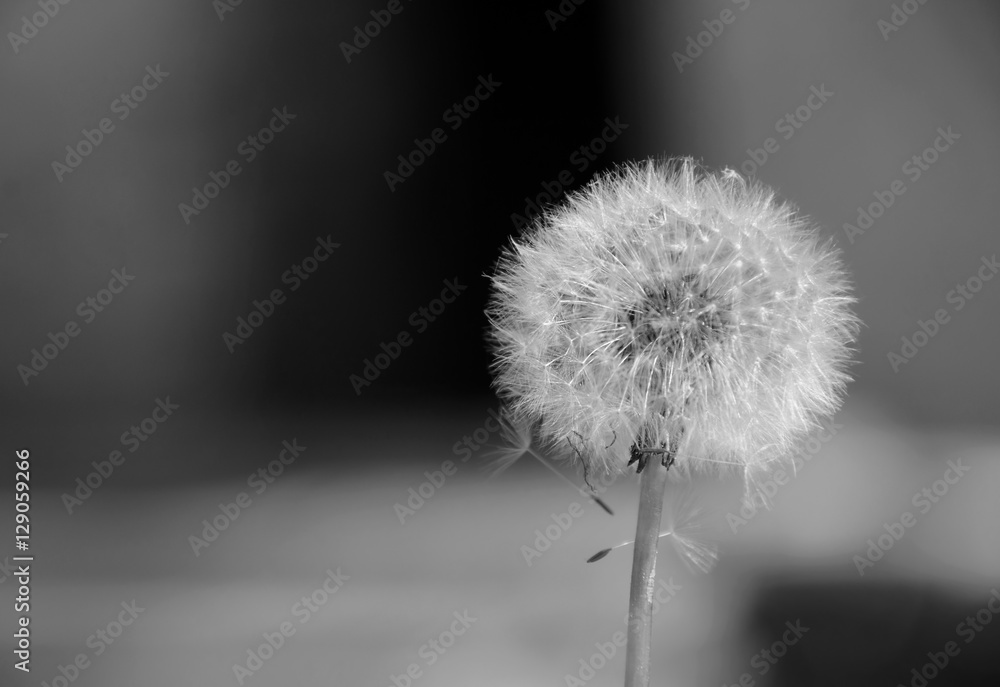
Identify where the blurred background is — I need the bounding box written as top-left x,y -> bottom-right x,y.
1,0 -> 998,685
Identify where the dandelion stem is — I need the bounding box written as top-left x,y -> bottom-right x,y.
624,451 -> 671,687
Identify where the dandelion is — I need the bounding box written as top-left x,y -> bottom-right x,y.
486,157 -> 858,687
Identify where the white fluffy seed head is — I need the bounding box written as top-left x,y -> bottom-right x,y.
487,158 -> 858,486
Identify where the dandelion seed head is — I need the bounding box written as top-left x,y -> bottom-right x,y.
487,158 -> 858,484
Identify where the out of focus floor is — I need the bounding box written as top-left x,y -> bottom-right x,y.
4,396 -> 1000,686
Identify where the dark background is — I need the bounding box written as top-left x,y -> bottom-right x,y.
3,0 -> 628,424
1,1 -> 999,686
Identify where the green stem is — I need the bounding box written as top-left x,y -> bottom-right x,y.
623,456 -> 670,687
